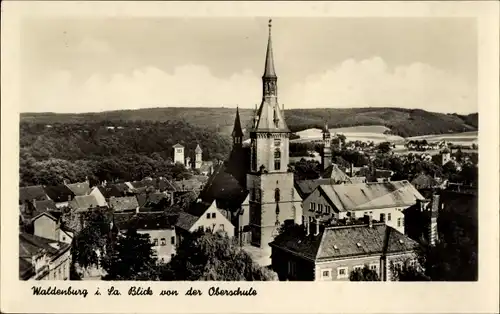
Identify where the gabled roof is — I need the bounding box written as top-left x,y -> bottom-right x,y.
19,186 -> 48,202
97,185 -> 124,199
175,211 -> 200,231
318,180 -> 425,212
295,178 -> 338,199
33,200 -> 58,212
136,193 -> 168,208
320,164 -> 352,183
70,195 -> 100,210
109,196 -> 139,212
411,173 -> 437,189
270,223 -> 419,261
66,182 -> 91,196
43,185 -> 75,202
116,212 -> 175,231
32,210 -> 62,223
173,143 -> 184,149
172,179 -> 203,191
155,178 -> 177,192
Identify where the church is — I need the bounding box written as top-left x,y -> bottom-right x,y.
197,20 -> 303,265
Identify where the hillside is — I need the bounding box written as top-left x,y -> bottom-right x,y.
21,107 -> 478,138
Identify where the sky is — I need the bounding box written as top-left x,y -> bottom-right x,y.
21,17 -> 478,114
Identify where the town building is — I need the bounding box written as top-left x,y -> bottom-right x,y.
270,222 -> 420,281
195,144 -> 203,169
302,180 -> 426,234
173,143 -> 185,165
31,211 -> 74,244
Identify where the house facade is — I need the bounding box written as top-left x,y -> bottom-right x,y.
270,222 -> 419,281
32,211 -> 73,244
175,200 -> 235,238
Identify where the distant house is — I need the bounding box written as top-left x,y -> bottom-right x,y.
114,212 -> 178,263
295,178 -> 341,200
97,185 -> 125,200
43,185 -> 75,208
65,182 -> 91,196
69,195 -> 101,212
175,200 -> 235,240
270,222 -> 419,281
19,185 -> 49,205
19,232 -> 71,280
109,196 -> 139,213
89,186 -> 107,207
199,161 -> 214,176
320,164 -> 352,184
31,211 -> 73,244
302,181 -> 426,234
136,192 -> 170,208
411,173 -> 438,190
172,179 -> 204,192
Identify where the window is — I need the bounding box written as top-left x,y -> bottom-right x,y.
318,204 -> 323,212
153,239 -> 158,246
397,218 -> 402,227
353,265 -> 363,272
220,224 -> 225,231
369,264 -> 378,271
337,267 -> 348,279
393,261 -> 403,271
211,213 -> 216,219
321,269 -> 332,279
325,205 -> 331,214
275,188 -> 280,202
160,238 -> 166,246
387,213 -> 392,221
274,159 -> 281,171
206,213 -> 211,219
309,203 -> 314,211
205,226 -> 211,232
311,203 -> 316,211
176,149 -> 182,153
274,149 -> 281,159
380,213 -> 385,222
171,236 -> 175,245
274,139 -> 281,147
62,236 -> 66,241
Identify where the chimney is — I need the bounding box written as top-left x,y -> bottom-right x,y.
429,194 -> 440,246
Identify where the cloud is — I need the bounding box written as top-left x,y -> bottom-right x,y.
23,57 -> 476,114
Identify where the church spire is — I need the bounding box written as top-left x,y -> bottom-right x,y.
232,106 -> 244,143
263,19 -> 276,79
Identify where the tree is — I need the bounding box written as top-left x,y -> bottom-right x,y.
349,265 -> 380,281
160,231 -> 278,281
101,228 -> 158,280
377,142 -> 392,154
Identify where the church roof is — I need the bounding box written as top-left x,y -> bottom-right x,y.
195,144 -> 203,153
232,107 -> 244,138
173,143 -> 184,149
263,19 -> 276,79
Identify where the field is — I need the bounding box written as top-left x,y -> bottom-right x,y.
407,131 -> 478,146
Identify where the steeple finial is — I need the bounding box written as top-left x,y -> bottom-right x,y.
263,18 -> 276,78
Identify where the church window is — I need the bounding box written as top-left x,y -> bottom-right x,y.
274,139 -> 281,147
275,188 -> 280,202
251,141 -> 257,171
176,149 -> 182,153
274,149 -> 281,159
274,159 -> 281,171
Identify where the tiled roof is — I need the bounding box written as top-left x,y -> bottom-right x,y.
43,185 -> 75,202
66,182 -> 91,196
70,195 -> 100,210
175,211 -> 199,231
136,193 -> 168,208
320,164 -> 352,183
411,174 -> 437,190
97,185 -> 124,199
117,212 -> 176,231
350,177 -> 366,184
19,186 -> 48,202
109,196 -> 139,212
185,201 -> 211,217
172,179 -> 203,191
112,183 -> 130,193
295,178 -> 338,199
155,178 -> 177,192
19,232 -> 71,279
33,200 -> 58,212
319,180 -> 425,212
270,223 -> 419,261
173,143 -> 184,148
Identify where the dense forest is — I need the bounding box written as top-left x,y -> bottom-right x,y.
19,120 -> 231,186
21,107 -> 478,138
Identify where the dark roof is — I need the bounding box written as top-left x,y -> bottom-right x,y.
295,178 -> 338,199
43,185 -> 75,202
112,212 -> 136,230
109,196 -> 139,212
270,223 -> 419,261
231,107 -> 244,138
320,164 -> 352,183
33,200 -> 58,212
112,183 -> 130,193
136,193 -> 168,208
70,195 -> 100,211
116,212 -> 175,231
198,163 -> 248,211
411,173 -> 437,190
31,210 -> 62,223
172,179 -> 203,191
155,178 -> 177,192
19,232 -> 71,279
130,180 -> 156,190
175,211 -> 200,231
98,185 -> 124,199
66,182 -> 91,196
19,186 -> 48,203
185,201 -> 212,217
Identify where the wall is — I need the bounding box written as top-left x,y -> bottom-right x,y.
139,229 -> 177,263
271,247 -> 315,281
33,215 -> 58,241
191,202 -> 235,238
90,187 -> 107,207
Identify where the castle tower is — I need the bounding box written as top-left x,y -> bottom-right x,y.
173,143 -> 185,165
321,122 -> 332,170
246,19 -> 302,259
195,144 -> 203,169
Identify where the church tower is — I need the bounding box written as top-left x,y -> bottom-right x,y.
321,122 -> 332,170
195,144 -> 203,169
247,19 -> 302,258
232,106 -> 244,148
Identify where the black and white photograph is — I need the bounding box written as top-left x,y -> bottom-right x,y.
2,1 -> 499,313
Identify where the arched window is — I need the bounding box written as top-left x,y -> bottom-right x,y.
275,188 -> 280,202
274,149 -> 281,159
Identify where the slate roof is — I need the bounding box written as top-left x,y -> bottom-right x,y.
318,180 -> 425,212
136,193 -> 168,207
43,185 -> 75,202
195,144 -> 203,153
109,196 -> 139,212
19,232 -> 71,279
320,164 -> 352,183
70,195 -> 100,211
66,182 -> 91,196
155,178 -> 177,192
295,178 -> 338,199
19,186 -> 48,203
115,212 -> 175,231
33,200 -> 58,212
270,223 -> 419,261
98,185 -> 124,199
172,179 -> 203,191
112,183 -> 130,193
175,211 -> 200,231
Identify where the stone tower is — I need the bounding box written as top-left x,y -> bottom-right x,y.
321,122 -> 332,170
195,144 -> 203,169
173,143 -> 185,165
246,19 -> 302,259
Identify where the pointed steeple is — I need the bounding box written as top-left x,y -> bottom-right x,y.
232,106 -> 244,138
263,19 -> 276,78
322,122 -> 330,134
195,144 -> 202,154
